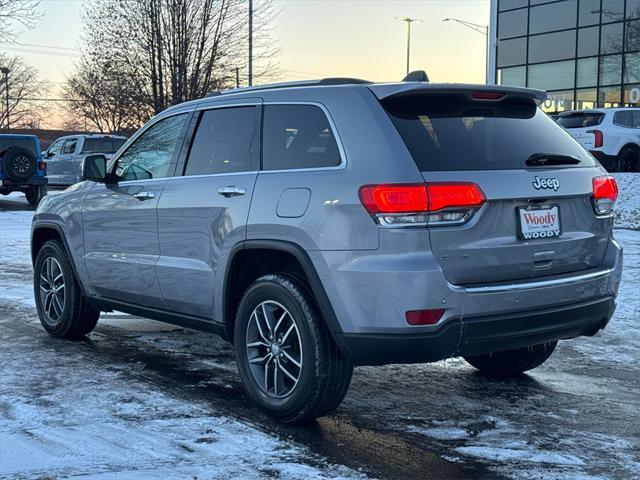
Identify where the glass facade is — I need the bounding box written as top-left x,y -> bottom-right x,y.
495,0 -> 640,112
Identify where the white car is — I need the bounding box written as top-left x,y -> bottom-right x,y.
557,108 -> 640,172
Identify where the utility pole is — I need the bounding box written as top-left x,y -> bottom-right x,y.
0,67 -> 9,130
442,18 -> 489,84
248,0 -> 253,86
396,17 -> 422,75
236,67 -> 240,88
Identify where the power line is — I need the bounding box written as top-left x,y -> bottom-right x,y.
1,42 -> 79,52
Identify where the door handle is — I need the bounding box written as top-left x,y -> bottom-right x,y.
218,186 -> 246,197
133,191 -> 155,201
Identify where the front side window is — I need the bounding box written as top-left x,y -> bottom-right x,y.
114,113 -> 188,181
62,139 -> 78,154
47,139 -> 65,157
185,107 -> 256,176
262,105 -> 341,171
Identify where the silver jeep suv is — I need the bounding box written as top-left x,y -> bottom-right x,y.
31,78 -> 623,422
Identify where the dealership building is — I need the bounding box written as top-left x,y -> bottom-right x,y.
489,0 -> 640,112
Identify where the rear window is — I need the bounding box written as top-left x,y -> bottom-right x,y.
383,94 -> 596,171
557,112 -> 604,128
81,137 -> 126,154
0,137 -> 38,156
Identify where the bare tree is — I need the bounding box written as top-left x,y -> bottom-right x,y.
0,0 -> 40,43
66,0 -> 280,124
0,53 -> 48,129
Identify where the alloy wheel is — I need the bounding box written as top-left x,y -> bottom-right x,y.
39,257 -> 66,325
13,155 -> 31,174
245,300 -> 303,399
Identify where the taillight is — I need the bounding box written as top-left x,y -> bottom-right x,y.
358,182 -> 485,226
38,161 -> 47,171
406,309 -> 445,326
471,91 -> 505,101
588,129 -> 604,148
592,176 -> 618,215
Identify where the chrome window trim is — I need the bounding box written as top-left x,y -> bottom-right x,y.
260,101 -> 347,174
460,267 -> 613,294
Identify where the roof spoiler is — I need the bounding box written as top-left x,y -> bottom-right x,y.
402,70 -> 429,82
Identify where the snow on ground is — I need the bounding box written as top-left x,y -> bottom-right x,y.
612,173 -> 640,230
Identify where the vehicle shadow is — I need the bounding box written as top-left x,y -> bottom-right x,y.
0,194 -> 33,212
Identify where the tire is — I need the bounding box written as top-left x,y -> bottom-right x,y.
464,341 -> 557,376
1,147 -> 36,182
619,147 -> 639,172
234,274 -> 353,422
33,240 -> 100,339
25,185 -> 47,208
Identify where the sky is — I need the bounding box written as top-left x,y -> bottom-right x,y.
1,0 -> 490,128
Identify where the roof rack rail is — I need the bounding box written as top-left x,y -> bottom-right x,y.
205,77 -> 371,97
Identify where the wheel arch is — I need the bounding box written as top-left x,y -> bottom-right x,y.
223,240 -> 347,351
31,222 -> 86,294
619,142 -> 640,156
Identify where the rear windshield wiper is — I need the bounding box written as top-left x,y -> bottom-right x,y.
526,153 -> 581,167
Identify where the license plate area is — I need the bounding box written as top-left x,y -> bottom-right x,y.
517,204 -> 562,240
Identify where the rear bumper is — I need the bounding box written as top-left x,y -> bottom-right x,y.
0,176 -> 48,189
338,296 -> 615,365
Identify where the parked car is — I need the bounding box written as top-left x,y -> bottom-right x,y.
45,134 -> 127,187
0,134 -> 48,207
31,77 -> 622,422
557,108 -> 640,172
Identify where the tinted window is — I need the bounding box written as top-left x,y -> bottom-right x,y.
578,26 -> 600,57
0,137 -> 37,156
625,52 -> 640,82
82,138 -> 126,154
262,105 -> 341,171
626,19 -> 640,50
499,0 -> 527,11
557,112 -> 605,128
185,107 -> 256,176
382,94 -> 595,171
580,0 -> 601,26
577,57 -> 598,87
599,54 -> 623,85
497,37 -> 527,67
499,66 -> 526,86
529,1 -> 576,35
576,88 -> 598,109
529,31 -> 576,63
528,60 -> 575,90
629,0 -> 640,19
114,113 -> 188,181
601,22 -> 624,54
601,0 -> 625,21
498,9 -> 528,39
614,110 -> 633,126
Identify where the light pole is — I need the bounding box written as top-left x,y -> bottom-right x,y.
0,67 -> 8,130
443,18 -> 489,84
248,0 -> 253,86
396,17 -> 422,75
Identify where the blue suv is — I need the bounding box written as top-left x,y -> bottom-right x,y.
0,134 -> 48,207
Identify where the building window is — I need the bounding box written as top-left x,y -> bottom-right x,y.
577,57 -> 599,87
498,37 -> 527,67
599,54 -> 623,84
623,83 -> 640,104
578,26 -> 600,57
576,88 -> 598,109
601,22 -> 624,54
543,89 -> 575,112
529,0 -> 577,35
529,31 -> 577,63
580,0 -> 602,27
600,0 -> 625,22
628,0 -> 640,19
528,60 -> 575,90
626,19 -> 640,50
498,66 -> 526,86
498,9 -> 528,39
499,0 -> 527,11
599,85 -> 622,106
625,52 -> 640,82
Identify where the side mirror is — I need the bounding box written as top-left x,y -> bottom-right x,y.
82,154 -> 108,182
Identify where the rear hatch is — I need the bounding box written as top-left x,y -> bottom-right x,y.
376,86 -> 610,285
556,110 -> 605,150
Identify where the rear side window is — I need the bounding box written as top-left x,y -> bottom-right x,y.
82,138 -> 127,154
0,137 -> 37,156
557,112 -> 604,128
262,105 -> 341,171
383,94 -> 596,171
185,107 -> 257,176
613,110 -> 640,128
